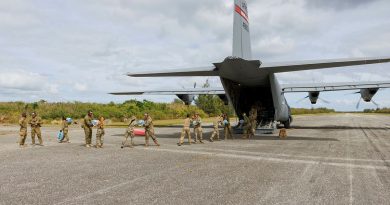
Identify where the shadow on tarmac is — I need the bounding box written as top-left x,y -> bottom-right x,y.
292,126 -> 386,130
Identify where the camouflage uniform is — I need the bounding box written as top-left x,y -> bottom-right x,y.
122,117 -> 137,148
96,119 -> 105,148
210,116 -> 222,142
193,115 -> 203,143
29,115 -> 43,145
61,120 -> 69,142
178,117 -> 192,145
242,114 -> 251,139
19,116 -> 27,146
223,115 -> 233,140
83,114 -> 93,146
144,116 -> 160,146
249,108 -> 257,137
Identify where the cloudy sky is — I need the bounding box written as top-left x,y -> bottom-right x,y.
1,0 -> 390,111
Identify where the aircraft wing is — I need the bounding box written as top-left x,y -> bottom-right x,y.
282,81 -> 390,93
127,66 -> 218,77
262,56 -> 390,73
110,88 -> 225,95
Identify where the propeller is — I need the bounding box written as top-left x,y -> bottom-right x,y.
356,97 -> 362,109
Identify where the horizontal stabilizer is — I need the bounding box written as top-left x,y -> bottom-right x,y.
262,56 -> 390,73
110,88 -> 225,95
127,66 -> 218,77
282,81 -> 390,93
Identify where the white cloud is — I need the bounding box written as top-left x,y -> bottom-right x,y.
0,0 -> 389,110
73,83 -> 87,92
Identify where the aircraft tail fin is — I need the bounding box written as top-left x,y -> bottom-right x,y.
233,0 -> 252,60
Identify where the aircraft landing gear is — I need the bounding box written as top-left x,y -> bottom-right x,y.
282,117 -> 292,129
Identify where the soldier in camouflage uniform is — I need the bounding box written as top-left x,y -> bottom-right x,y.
60,116 -> 70,143
122,116 -> 137,148
143,113 -> 160,147
178,114 -> 192,146
29,112 -> 43,145
223,113 -> 233,140
193,113 -> 204,143
96,116 -> 105,148
83,110 -> 94,147
19,112 -> 28,147
210,115 -> 223,142
249,107 -> 257,138
242,113 -> 251,139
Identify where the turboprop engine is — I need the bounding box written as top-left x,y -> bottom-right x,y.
176,94 -> 195,105
354,88 -> 380,109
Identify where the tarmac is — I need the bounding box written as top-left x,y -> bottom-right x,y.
0,113 -> 389,205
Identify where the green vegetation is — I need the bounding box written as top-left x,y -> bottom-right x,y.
0,100 -> 207,124
0,99 -> 336,125
291,107 -> 335,115
363,108 -> 390,114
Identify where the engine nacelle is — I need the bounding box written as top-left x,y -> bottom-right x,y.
176,94 -> 195,105
360,88 -> 379,102
308,91 -> 320,104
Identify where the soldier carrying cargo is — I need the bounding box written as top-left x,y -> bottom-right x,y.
122,116 -> 137,148
82,110 -> 94,147
143,113 -> 160,147
193,113 -> 204,144
210,115 -> 223,142
178,114 -> 192,146
223,113 -> 233,140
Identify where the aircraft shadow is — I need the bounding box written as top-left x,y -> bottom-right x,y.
291,126 -> 386,130
111,132 -> 338,141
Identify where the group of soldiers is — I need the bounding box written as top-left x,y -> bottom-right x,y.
18,112 -> 44,147
178,113 -> 233,146
18,109 -> 259,149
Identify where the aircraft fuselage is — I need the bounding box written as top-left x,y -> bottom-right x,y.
214,57 -> 291,126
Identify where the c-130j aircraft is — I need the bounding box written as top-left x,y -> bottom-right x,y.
112,0 -> 390,129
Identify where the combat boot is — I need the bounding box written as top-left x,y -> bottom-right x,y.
145,140 -> 149,147
154,140 -> 160,146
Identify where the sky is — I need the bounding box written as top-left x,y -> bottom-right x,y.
0,0 -> 390,111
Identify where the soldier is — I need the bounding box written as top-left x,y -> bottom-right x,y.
223,113 -> 233,140
178,114 -> 192,146
210,115 -> 223,142
143,113 -> 160,147
29,112 -> 43,146
96,116 -> 105,148
193,113 -> 204,143
249,107 -> 258,138
241,113 -> 251,139
60,116 -> 70,143
18,112 -> 28,148
82,110 -> 94,147
122,116 -> 137,148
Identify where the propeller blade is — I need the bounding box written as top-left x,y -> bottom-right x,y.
319,97 -> 330,104
372,100 -> 379,108
296,96 -> 309,103
356,98 -> 362,110
194,82 -> 197,88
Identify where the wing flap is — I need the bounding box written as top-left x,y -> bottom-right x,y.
282,81 -> 390,93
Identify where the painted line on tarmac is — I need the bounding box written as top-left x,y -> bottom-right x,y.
180,146 -> 390,164
142,147 -> 389,170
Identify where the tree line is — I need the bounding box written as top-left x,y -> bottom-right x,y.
0,98 -> 336,124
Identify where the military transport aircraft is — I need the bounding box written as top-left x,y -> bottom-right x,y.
111,0 -> 390,128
